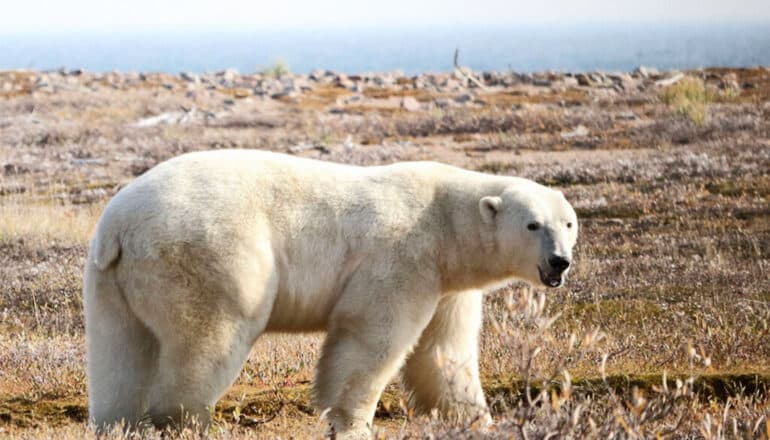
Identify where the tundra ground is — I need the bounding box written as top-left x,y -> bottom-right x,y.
0,67 -> 768,438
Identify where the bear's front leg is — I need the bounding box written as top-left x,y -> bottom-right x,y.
314,271 -> 440,439
402,290 -> 491,424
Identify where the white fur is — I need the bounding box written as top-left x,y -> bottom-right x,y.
83,149 -> 578,438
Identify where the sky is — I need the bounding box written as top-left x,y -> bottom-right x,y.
1,0 -> 769,33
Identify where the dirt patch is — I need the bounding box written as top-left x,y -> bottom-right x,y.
0,397 -> 87,428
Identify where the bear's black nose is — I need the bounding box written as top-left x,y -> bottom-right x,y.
548,255 -> 571,272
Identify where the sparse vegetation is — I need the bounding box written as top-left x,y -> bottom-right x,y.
260,58 -> 290,79
659,77 -> 713,125
475,160 -> 517,174
1,66 -> 768,438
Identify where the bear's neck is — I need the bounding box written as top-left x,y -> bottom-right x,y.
434,176 -> 516,292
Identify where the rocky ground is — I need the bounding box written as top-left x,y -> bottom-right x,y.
0,65 -> 769,438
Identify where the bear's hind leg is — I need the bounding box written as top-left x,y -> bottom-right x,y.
119,244 -> 278,431
144,321 -> 258,430
84,263 -> 158,432
402,290 -> 490,424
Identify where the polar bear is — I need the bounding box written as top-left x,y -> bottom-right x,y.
83,149 -> 577,438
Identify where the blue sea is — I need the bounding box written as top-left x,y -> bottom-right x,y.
1,22 -> 769,74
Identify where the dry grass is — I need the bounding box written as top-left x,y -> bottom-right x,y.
0,67 -> 769,438
659,77 -> 714,125
0,202 -> 102,245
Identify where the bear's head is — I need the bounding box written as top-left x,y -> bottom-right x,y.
479,184 -> 578,288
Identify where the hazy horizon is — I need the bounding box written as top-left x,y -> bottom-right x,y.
2,0 -> 769,33
2,23 -> 769,74
3,19 -> 770,37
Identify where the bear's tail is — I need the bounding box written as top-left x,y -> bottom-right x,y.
90,213 -> 122,271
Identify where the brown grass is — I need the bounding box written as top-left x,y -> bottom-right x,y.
659,77 -> 713,125
0,67 -> 769,438
0,202 -> 102,245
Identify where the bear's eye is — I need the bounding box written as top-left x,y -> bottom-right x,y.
567,222 -> 573,228
527,222 -> 540,231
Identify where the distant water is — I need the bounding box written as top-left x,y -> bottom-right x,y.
1,23 -> 769,74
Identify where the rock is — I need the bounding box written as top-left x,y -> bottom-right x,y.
309,69 -> 327,81
532,77 -> 552,87
376,74 -> 398,87
280,77 -> 300,92
293,77 -> 312,92
71,158 -> 106,166
258,78 -> 283,95
720,73 -> 740,92
434,98 -> 454,108
3,163 -> 30,175
573,196 -> 607,209
500,73 -> 524,87
439,78 -> 462,91
231,88 -> 251,98
561,125 -> 589,139
455,93 -> 474,104
515,73 -> 534,84
607,73 -> 628,83
270,90 -> 295,100
335,94 -> 362,106
480,71 -> 496,86
335,74 -> 354,89
133,108 -> 197,127
620,77 -> 641,92
634,66 -> 660,78
615,111 -> 639,121
655,73 -> 685,87
218,68 -> 239,81
70,187 -> 109,204
288,142 -> 320,154
606,73 -> 639,91
180,72 -> 199,82
400,96 -> 421,112
576,73 -> 593,86
395,77 -> 413,86
343,135 -> 355,150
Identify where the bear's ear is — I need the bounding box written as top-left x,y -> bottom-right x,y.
479,196 -> 502,224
